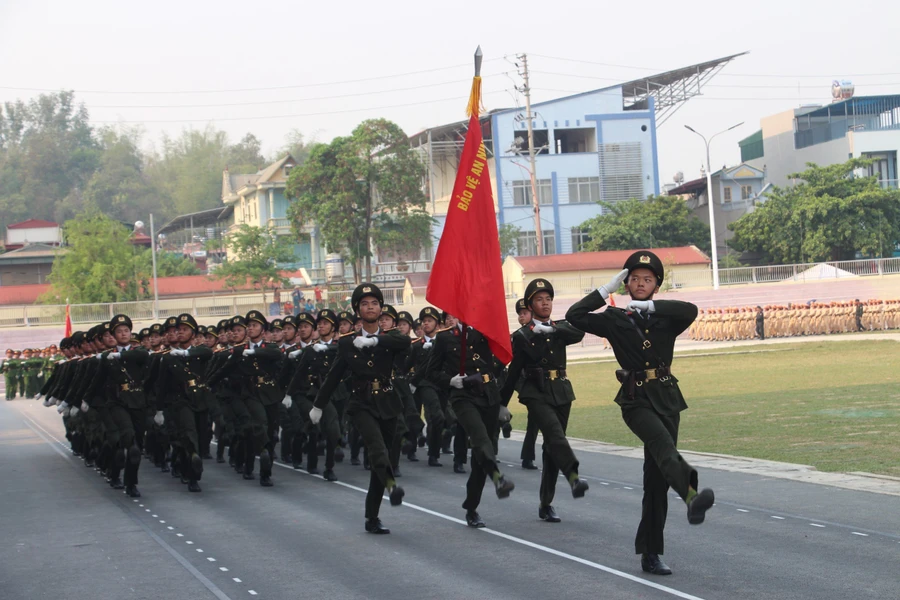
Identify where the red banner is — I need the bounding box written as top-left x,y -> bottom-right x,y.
64,304 -> 72,338
426,114 -> 512,364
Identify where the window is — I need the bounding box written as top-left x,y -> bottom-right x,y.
741,185 -> 753,200
510,129 -> 549,155
568,177 -> 601,204
571,226 -> 592,252
555,128 -> 597,153
723,186 -> 732,202
512,179 -> 552,206
516,230 -> 556,256
283,165 -> 294,177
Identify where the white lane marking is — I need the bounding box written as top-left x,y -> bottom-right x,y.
810,524 -> 825,528
771,516 -> 785,520
271,460 -> 705,600
197,549 -> 204,553
736,509 -> 749,513
852,532 -> 869,537
145,509 -> 151,512
208,557 -> 217,562
186,541 -> 194,545
220,567 -> 229,572
248,592 -> 257,596
176,533 -> 184,537
152,514 -> 158,518
167,526 -> 174,530
233,578 -> 242,583
160,520 -> 166,524
623,486 -> 633,490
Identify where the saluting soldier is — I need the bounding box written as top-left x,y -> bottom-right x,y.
501,279 -> 590,523
566,251 -> 715,577
427,312 -> 515,528
313,284 -> 410,534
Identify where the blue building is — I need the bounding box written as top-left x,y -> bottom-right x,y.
410,53 -> 743,259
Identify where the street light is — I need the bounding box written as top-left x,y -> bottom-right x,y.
684,122 -> 743,290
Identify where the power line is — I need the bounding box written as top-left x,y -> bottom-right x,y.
532,70 -> 900,89
86,90 -> 508,124
77,73 -> 508,109
0,58 -> 502,96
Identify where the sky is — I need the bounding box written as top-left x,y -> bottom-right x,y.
2,0 -> 899,186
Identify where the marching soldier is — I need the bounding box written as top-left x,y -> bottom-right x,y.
501,279 -> 590,523
3,349 -> 17,400
514,297 -> 539,470
427,313 -> 516,528
407,307 -> 447,468
567,251 -> 715,576
313,284 -> 410,534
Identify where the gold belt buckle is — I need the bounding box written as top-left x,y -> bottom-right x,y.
257,376 -> 266,384
120,383 -> 130,392
187,379 -> 196,387
645,369 -> 658,381
481,374 -> 491,383
642,340 -> 652,349
547,369 -> 558,380
372,380 -> 381,391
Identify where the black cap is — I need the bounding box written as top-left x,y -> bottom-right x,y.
149,323 -> 164,335
337,311 -> 356,325
296,313 -> 315,327
515,298 -> 528,313
271,319 -> 284,331
524,278 -> 554,306
419,306 -> 441,322
380,304 -> 398,321
397,311 -> 414,325
282,315 -> 298,328
164,316 -> 178,331
60,337 -> 71,349
316,309 -> 337,325
230,315 -> 247,328
177,313 -> 199,330
110,314 -> 133,332
197,325 -> 208,336
623,250 -> 664,285
216,319 -> 229,332
138,328 -> 150,340
351,283 -> 383,313
245,310 -> 268,330
71,331 -> 86,346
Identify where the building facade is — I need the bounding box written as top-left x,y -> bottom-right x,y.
222,155 -> 328,277
740,95 -> 900,188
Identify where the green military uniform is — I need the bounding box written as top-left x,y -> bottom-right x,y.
314,284 -> 410,533
501,279 -> 589,519
2,352 -> 17,400
427,321 -> 514,526
21,351 -> 41,398
566,251 -> 714,573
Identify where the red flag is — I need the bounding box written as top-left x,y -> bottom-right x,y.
426,70 -> 512,365
64,303 -> 72,338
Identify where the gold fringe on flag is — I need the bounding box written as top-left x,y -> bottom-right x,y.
465,76 -> 484,118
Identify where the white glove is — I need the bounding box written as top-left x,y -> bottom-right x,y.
312,343 -> 328,353
37,372 -> 43,378
626,300 -> 656,313
154,411 -> 164,426
422,342 -> 432,350
106,352 -> 121,360
288,349 -> 302,359
50,396 -> 59,405
309,407 -> 322,425
599,268 -> 630,299
282,395 -> 293,409
498,405 -> 512,422
169,348 -> 187,357
244,348 -> 256,356
409,384 -> 417,394
353,336 -> 378,349
57,401 -> 69,414
532,322 -> 555,334
80,401 -> 89,413
42,397 -> 53,407
35,393 -> 43,401
69,407 -> 78,417
450,374 -> 465,389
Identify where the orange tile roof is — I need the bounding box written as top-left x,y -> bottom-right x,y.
511,246 -> 710,273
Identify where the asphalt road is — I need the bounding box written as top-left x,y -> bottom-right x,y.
2,398 -> 898,600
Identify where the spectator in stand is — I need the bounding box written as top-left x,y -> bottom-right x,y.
292,287 -> 303,316
314,285 -> 323,304
271,287 -> 282,316
305,298 -> 316,315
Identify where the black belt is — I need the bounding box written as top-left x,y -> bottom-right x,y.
526,367 -> 567,381
615,366 -> 671,384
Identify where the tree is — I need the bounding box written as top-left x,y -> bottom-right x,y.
498,223 -> 521,259
0,91 -> 100,230
211,224 -> 295,304
152,252 -> 202,277
41,209 -> 149,304
728,159 -> 900,263
579,195 -> 711,253
285,118 -> 431,284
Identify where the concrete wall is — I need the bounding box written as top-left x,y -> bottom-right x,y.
7,227 -> 60,246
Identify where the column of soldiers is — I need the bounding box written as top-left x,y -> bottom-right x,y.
2,345 -> 60,400
688,299 -> 900,341
30,267 -> 716,576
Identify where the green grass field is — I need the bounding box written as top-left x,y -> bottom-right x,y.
509,341 -> 900,477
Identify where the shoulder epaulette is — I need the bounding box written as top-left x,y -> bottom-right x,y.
435,326 -> 454,334
411,337 -> 424,344
339,331 -> 357,338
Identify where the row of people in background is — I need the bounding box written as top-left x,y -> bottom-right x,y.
688,299 -> 900,342
2,346 -> 62,400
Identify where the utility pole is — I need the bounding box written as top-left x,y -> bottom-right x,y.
517,53 -> 543,255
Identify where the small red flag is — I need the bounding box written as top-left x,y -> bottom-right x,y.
64,304 -> 72,338
426,103 -> 512,365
